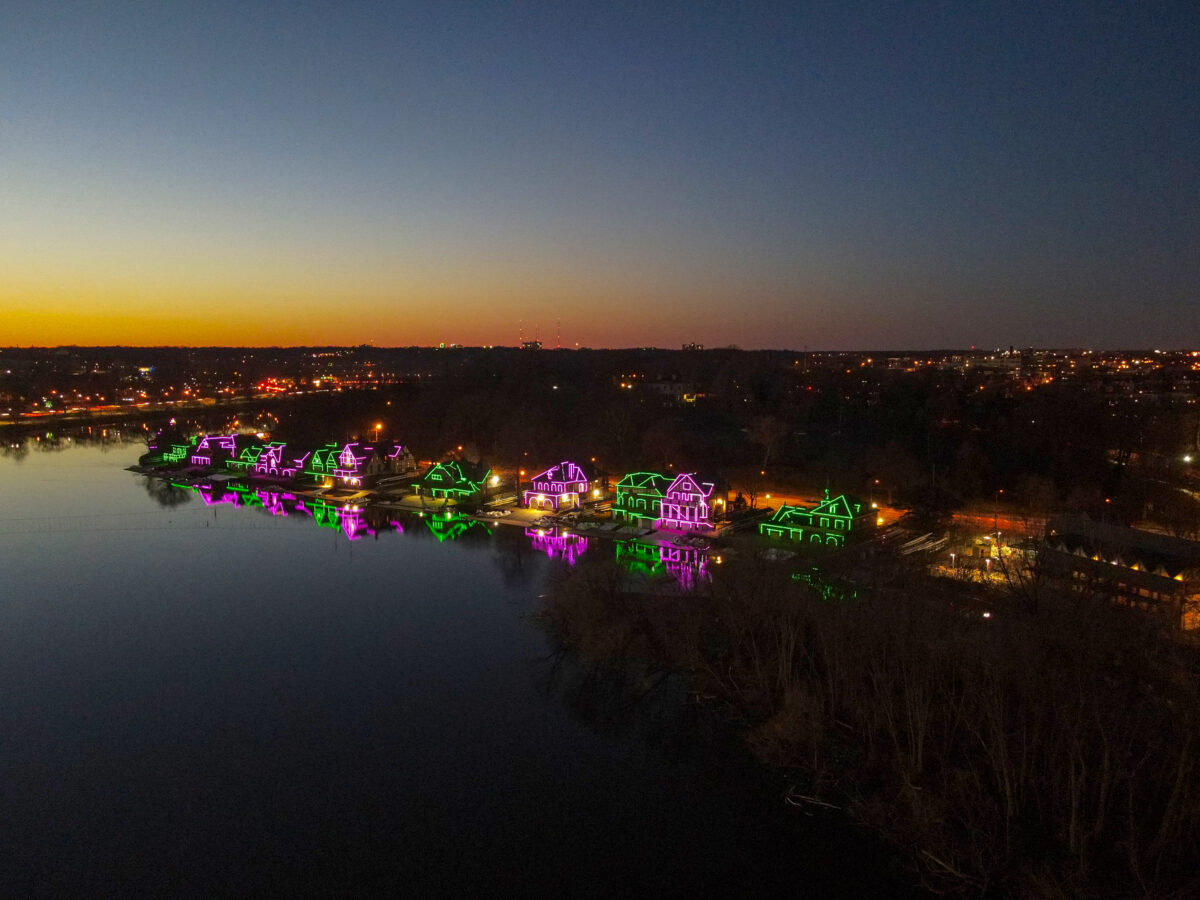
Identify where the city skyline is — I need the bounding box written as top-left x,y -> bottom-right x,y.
3,2 -> 1197,349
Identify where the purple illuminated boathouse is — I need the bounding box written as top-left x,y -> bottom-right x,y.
522,460 -> 594,510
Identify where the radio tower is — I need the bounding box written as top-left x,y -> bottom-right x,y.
556,319 -> 561,349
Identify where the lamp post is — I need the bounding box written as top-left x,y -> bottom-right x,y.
994,488 -> 1004,546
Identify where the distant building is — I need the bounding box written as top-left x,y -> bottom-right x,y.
151,432 -> 416,489
189,434 -> 253,468
252,442 -> 298,479
227,441 -> 266,473
147,432 -> 195,466
644,379 -> 692,406
305,443 -> 350,486
613,471 -> 673,526
1041,515 -> 1200,630
759,490 -> 866,547
521,340 -> 542,351
161,440 -> 193,464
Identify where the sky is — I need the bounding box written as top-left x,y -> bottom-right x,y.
2,1 -> 1197,349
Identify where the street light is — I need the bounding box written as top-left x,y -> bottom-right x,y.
994,488 -> 1004,546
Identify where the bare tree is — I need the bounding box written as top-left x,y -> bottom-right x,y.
748,415 -> 789,468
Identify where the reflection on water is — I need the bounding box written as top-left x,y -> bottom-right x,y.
143,476 -> 193,508
422,508 -> 491,542
172,477 -> 508,545
177,480 -> 392,541
536,644 -> 689,745
157,475 -> 713,590
793,567 -> 860,602
525,526 -> 589,565
615,537 -> 710,589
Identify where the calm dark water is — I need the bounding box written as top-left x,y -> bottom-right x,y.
0,441 -> 909,897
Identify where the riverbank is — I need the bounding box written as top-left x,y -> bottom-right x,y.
134,464 -> 740,555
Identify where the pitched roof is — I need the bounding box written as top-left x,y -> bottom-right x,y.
809,492 -> 862,519
532,460 -> 589,484
1046,514 -> 1200,578
767,492 -> 864,526
768,504 -> 813,526
418,458 -> 491,485
617,471 -> 673,493
309,443 -> 341,467
665,472 -> 714,498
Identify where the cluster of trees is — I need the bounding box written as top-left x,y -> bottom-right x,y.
539,550 -> 1200,896
94,347 -> 1194,531
264,353 -> 1198,526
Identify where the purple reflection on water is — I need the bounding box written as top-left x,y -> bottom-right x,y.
339,508 -> 374,541
196,484 -> 240,507
525,527 -> 589,566
660,545 -> 710,590
255,487 -> 298,517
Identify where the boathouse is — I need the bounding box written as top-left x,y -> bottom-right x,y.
613,471 -> 673,526
657,472 -> 716,532
412,459 -> 492,500
523,460 -> 595,510
759,490 -> 865,547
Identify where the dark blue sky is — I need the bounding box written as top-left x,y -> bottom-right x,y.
2,1 -> 1197,348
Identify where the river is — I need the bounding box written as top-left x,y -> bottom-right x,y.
0,436 -> 910,896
